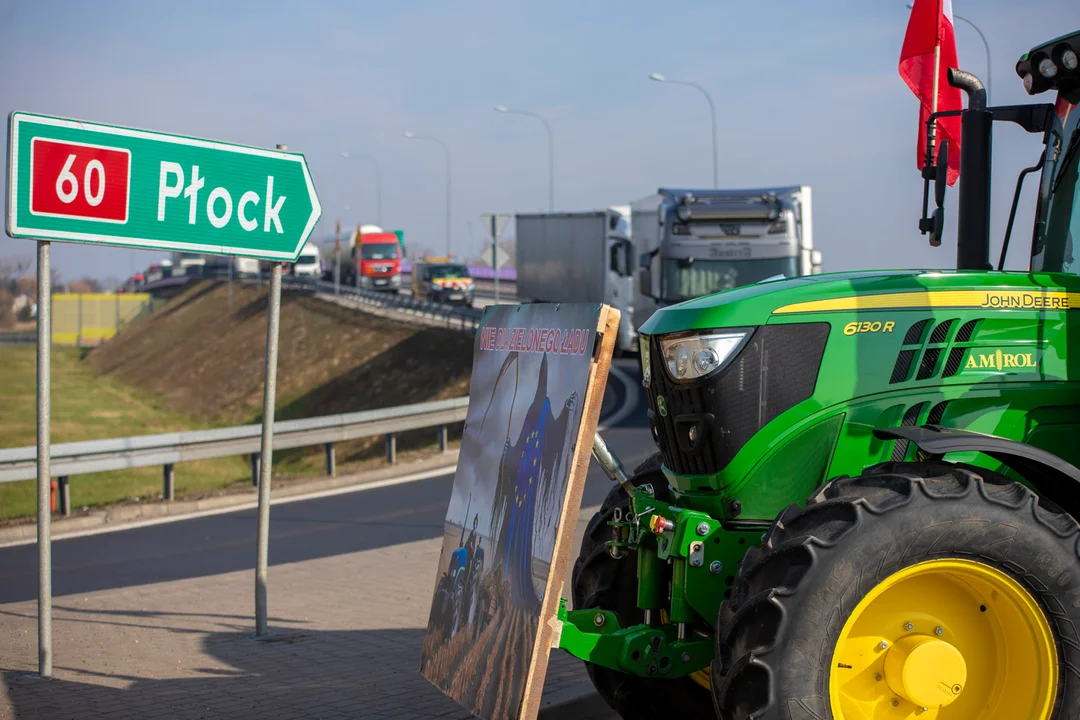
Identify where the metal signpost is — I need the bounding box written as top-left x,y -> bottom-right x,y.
34,240 -> 51,676
5,112 -> 321,674
333,218 -> 342,296
481,213 -> 510,302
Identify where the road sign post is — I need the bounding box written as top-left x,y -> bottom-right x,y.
481,213 -> 511,302
7,114 -> 321,656
35,240 -> 52,678
333,219 -> 341,297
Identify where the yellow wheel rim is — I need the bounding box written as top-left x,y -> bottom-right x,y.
658,609 -> 712,690
829,558 -> 1058,719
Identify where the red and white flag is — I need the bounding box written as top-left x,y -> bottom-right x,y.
899,0 -> 962,185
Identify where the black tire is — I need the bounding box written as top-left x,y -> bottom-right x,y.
712,461 -> 1080,719
572,453 -> 716,720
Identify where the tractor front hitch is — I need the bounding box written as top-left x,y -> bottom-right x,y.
556,599 -> 713,679
558,486 -> 763,677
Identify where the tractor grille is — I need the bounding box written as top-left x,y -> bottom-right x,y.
890,318 -> 983,384
647,323 -> 829,476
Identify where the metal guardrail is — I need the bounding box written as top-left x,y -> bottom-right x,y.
136,268 -> 501,334
281,276 -> 486,334
0,396 -> 469,515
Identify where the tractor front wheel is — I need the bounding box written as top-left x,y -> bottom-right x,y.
572,454 -> 715,720
713,461 -> 1080,720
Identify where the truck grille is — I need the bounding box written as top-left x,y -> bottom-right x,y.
646,323 -> 829,476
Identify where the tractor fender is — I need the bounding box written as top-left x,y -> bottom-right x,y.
874,424 -> 1080,518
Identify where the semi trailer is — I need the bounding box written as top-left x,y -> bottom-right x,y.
514,208 -> 637,355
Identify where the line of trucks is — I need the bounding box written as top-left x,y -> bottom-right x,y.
305,186 -> 824,348
142,185 -> 823,338
514,186 -> 823,355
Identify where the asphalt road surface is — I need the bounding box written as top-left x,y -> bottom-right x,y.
0,358 -> 651,604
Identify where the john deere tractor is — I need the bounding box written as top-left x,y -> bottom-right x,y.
558,31 -> 1080,719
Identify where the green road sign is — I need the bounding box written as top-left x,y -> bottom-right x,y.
6,112 -> 322,262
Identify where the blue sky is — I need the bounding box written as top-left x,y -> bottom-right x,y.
0,0 -> 1071,284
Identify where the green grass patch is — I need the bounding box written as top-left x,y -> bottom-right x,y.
0,344 -> 461,522
0,345 -> 249,520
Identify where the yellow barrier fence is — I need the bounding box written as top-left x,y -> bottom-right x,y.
51,293 -> 157,346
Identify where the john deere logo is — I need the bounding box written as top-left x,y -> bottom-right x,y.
965,349 -> 1037,372
657,395 -> 668,417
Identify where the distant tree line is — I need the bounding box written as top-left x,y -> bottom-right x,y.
0,255 -> 115,329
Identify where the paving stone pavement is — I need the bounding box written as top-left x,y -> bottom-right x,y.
0,505 -> 604,720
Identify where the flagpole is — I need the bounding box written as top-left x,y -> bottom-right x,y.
928,0 -> 944,164
930,43 -> 941,157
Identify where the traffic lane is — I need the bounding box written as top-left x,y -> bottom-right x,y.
607,357 -> 649,431
0,474 -> 446,604
0,438 -> 649,605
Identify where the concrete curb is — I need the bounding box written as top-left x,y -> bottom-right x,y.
538,681 -> 614,720
0,450 -> 460,545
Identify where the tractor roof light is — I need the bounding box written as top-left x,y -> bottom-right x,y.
1017,31 -> 1080,103
1061,47 -> 1078,72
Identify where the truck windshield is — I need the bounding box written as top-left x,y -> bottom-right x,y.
661,257 -> 799,301
1031,100 -> 1079,274
361,243 -> 398,260
430,264 -> 469,278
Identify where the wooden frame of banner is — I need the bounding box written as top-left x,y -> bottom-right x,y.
516,303 -> 621,720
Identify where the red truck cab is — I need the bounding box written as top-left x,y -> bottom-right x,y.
354,231 -> 402,291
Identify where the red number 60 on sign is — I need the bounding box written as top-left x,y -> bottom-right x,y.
29,138 -> 130,224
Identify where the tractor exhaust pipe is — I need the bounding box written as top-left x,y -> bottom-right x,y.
948,68 -> 993,271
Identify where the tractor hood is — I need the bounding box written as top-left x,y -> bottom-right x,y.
638,269 -> 1080,336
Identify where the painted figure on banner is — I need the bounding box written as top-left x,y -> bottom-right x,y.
490,352 -> 577,610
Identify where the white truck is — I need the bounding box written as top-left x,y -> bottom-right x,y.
233,256 -> 261,277
289,241 -> 321,277
632,186 -> 822,328
170,252 -> 207,277
514,208 -> 637,355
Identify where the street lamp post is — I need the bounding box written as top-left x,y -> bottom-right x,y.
649,72 -> 718,189
404,132 -> 452,256
494,105 -> 555,211
340,151 -> 383,226
905,4 -> 991,103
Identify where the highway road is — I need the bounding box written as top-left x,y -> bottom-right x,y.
0,359 -> 651,604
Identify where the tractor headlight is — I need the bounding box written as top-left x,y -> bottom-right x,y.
640,334 -> 652,387
660,330 -> 750,382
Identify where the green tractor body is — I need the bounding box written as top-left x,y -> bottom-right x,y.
561,30 -> 1080,720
